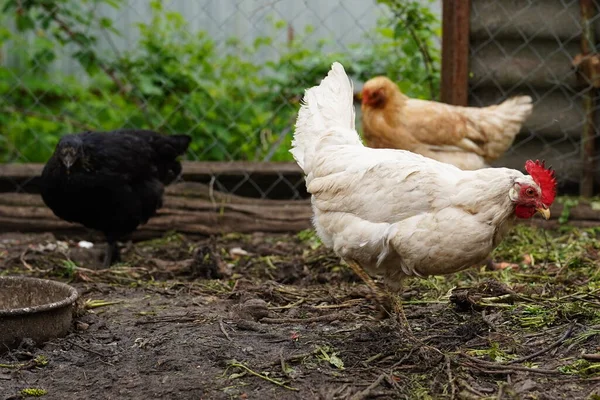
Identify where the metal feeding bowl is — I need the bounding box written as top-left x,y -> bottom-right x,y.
0,276 -> 79,352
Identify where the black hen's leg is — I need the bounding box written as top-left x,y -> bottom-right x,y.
103,236 -> 121,268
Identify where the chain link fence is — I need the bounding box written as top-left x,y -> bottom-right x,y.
0,0 -> 444,201
469,0 -> 600,195
4,0 -> 592,203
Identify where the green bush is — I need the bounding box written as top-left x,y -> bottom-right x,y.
0,0 -> 440,163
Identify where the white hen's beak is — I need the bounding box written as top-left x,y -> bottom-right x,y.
536,206 -> 551,220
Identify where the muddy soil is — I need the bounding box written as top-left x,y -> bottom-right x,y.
1,229 -> 600,400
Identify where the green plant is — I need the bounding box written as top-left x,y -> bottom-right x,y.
374,0 -> 441,99
1,0 -> 441,163
558,197 -> 579,224
59,259 -> 78,279
0,0 -> 123,162
20,388 -> 48,397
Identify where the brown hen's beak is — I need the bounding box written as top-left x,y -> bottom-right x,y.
536,206 -> 551,220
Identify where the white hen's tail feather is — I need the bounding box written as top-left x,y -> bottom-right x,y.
291,62 -> 361,174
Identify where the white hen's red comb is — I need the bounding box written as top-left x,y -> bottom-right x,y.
525,160 -> 557,206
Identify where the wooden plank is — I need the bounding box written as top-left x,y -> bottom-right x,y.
470,0 -> 582,42
442,0 -> 471,106
0,186 -> 593,240
0,161 -> 302,180
0,182 -> 313,240
182,161 -> 302,177
469,39 -> 580,90
0,161 -> 308,199
0,163 -> 43,180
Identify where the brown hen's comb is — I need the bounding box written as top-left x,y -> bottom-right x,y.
525,159 -> 557,206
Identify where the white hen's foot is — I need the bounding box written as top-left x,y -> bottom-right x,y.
344,259 -> 413,332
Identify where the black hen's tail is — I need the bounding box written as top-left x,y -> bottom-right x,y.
123,130 -> 191,185
152,134 -> 191,159
153,134 -> 191,185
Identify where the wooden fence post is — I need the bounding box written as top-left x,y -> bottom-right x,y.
579,0 -> 598,197
441,0 -> 471,106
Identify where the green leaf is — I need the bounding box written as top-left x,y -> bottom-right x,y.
0,0 -> 440,163
99,17 -> 113,28
328,354 -> 345,370
16,14 -> 35,31
137,76 -> 164,96
2,0 -> 18,13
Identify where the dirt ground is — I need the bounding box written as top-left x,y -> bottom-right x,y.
2,226 -> 600,400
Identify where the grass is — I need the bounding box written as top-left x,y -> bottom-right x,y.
392,224 -> 600,342
492,224 -> 600,266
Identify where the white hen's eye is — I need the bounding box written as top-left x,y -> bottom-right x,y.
525,188 -> 535,197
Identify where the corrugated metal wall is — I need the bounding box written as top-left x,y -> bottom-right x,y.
468,0 -> 598,190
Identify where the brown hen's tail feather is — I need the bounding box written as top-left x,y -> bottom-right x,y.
460,95 -> 533,162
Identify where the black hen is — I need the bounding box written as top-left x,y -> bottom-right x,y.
40,129 -> 192,267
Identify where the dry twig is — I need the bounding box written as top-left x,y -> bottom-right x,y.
349,373 -> 388,400
261,312 -> 346,324
66,340 -> 109,359
459,353 -> 562,375
446,355 -> 456,400
505,324 -> 574,365
582,353 -> 600,362
227,360 -> 298,391
134,314 -> 205,325
219,318 -> 232,341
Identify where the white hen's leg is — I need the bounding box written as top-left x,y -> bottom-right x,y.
382,275 -> 411,332
345,259 -> 412,331
388,290 -> 411,333
344,259 -> 390,315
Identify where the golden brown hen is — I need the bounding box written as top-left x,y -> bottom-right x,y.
361,76 -> 533,170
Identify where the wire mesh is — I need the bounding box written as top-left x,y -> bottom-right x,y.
5,0 -> 589,202
2,0 -> 422,200
469,0 -> 600,194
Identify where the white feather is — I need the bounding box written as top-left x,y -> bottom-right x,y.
291,62 -> 359,173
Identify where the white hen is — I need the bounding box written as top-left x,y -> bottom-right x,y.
291,62 -> 557,306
